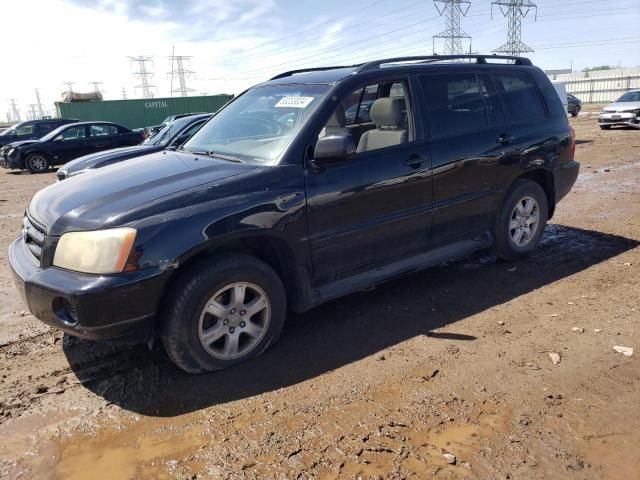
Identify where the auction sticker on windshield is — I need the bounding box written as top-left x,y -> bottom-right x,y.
275,96 -> 315,108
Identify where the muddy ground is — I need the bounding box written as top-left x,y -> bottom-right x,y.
0,110 -> 639,479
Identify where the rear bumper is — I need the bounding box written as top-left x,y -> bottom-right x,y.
8,237 -> 171,343
555,160 -> 580,203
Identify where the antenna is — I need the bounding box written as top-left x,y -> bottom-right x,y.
168,55 -> 195,97
433,0 -> 472,55
128,56 -> 157,99
491,0 -> 537,56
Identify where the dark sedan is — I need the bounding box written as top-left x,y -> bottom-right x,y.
568,93 -> 582,117
57,114 -> 211,180
2,122 -> 144,173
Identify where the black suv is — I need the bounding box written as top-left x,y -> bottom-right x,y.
0,119 -> 78,149
9,55 -> 579,373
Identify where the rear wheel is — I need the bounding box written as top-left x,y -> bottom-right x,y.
492,179 -> 548,261
160,254 -> 287,373
25,153 -> 49,173
599,125 -> 611,130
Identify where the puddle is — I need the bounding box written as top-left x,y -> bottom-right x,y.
53,422 -> 207,480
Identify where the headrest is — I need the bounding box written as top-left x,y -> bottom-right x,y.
326,105 -> 347,128
370,97 -> 405,128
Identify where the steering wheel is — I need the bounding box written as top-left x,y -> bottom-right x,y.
237,115 -> 284,136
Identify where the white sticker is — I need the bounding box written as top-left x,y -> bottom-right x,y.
275,96 -> 315,108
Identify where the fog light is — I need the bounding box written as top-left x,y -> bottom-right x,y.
53,298 -> 79,326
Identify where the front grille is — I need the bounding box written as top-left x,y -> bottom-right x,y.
23,214 -> 46,263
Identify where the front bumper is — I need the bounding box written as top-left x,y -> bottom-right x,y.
8,237 -> 171,343
555,160 -> 580,203
598,111 -> 640,128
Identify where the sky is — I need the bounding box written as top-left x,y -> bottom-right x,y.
1,0 -> 639,121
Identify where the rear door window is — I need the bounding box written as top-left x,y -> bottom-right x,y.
61,126 -> 87,140
90,124 -> 118,137
419,73 -> 489,138
492,72 -> 546,122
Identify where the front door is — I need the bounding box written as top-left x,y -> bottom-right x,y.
306,78 -> 432,282
49,125 -> 90,163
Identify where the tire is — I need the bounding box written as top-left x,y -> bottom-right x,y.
25,153 -> 49,173
599,125 -> 611,130
570,106 -> 580,117
160,254 -> 287,374
492,179 -> 548,261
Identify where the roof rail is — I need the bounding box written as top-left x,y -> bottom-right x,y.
356,54 -> 532,72
270,65 -> 360,81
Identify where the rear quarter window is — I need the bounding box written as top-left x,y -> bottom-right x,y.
493,71 -> 546,122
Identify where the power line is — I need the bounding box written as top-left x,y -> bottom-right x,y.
129,56 -> 157,99
168,55 -> 195,97
433,0 -> 471,55
491,0 -> 537,56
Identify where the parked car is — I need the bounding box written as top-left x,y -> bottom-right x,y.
144,113 -> 209,138
9,54 -> 579,373
2,122 -> 144,173
57,114 -> 212,180
567,93 -> 582,117
598,90 -> 640,129
0,119 -> 78,149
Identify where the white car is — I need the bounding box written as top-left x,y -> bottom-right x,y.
598,90 -> 640,130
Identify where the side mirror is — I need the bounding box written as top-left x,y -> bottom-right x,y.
173,135 -> 189,147
53,135 -> 64,142
313,133 -> 356,164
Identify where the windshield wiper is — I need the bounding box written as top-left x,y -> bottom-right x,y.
185,149 -> 245,163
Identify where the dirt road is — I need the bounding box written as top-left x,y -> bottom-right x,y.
1,112 -> 639,479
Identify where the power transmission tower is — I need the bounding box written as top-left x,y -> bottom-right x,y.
34,89 -> 45,118
121,87 -> 128,100
433,0 -> 471,55
89,81 -> 103,94
491,0 -> 537,56
168,55 -> 195,97
8,99 -> 21,122
27,104 -> 38,120
128,56 -> 156,99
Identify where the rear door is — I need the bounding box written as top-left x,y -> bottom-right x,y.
306,76 -> 433,281
89,123 -> 118,152
419,71 -> 513,244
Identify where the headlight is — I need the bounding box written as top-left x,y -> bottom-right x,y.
53,227 -> 137,274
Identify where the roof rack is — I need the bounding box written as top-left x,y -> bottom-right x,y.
356,54 -> 532,72
270,65 -> 359,81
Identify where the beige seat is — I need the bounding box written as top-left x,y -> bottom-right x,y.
356,97 -> 407,153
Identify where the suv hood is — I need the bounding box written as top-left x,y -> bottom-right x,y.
29,150 -> 257,235
61,145 -> 157,175
603,101 -> 640,112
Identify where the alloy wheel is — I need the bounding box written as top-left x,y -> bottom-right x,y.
509,196 -> 540,248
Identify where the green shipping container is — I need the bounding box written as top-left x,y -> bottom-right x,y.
55,94 -> 234,129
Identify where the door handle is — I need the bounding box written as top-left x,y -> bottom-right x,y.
497,134 -> 514,145
404,154 -> 425,169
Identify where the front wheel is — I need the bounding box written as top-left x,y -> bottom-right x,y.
160,254 -> 287,373
599,125 -> 611,130
25,153 -> 49,173
570,106 -> 580,117
492,179 -> 548,261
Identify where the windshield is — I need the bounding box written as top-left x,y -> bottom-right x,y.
184,84 -> 330,164
143,116 -> 192,146
616,91 -> 640,103
0,127 -> 14,137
